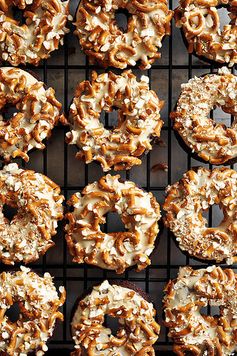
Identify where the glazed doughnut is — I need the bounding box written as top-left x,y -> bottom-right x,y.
65,174 -> 160,274
0,163 -> 64,265
74,0 -> 173,69
164,265 -> 237,356
171,68 -> 237,165
71,280 -> 160,355
163,166 -> 237,264
174,0 -> 237,65
0,266 -> 66,355
66,70 -> 164,171
0,67 -> 64,162
0,0 -> 70,66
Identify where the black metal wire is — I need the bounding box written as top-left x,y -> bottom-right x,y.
0,4 -> 235,355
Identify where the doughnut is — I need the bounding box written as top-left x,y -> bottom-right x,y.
65,174 -> 160,274
174,0 -> 237,65
163,166 -> 237,264
0,0 -> 70,66
0,163 -> 64,265
164,265 -> 237,356
66,70 -> 164,171
0,67 -> 64,162
71,280 -> 160,355
0,266 -> 66,355
171,68 -> 237,165
74,0 -> 173,69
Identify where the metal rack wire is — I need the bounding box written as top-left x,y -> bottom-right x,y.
0,0 -> 236,354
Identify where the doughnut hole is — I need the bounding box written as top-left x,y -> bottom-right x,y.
104,212 -> 125,233
98,206 -> 127,235
202,203 -> 225,228
5,302 -> 21,323
2,203 -> 18,222
212,105 -> 233,128
202,202 -> 227,230
1,192 -> 20,224
199,304 -> 222,329
100,106 -> 123,130
211,204 -> 225,228
107,107 -> 120,129
99,107 -> 121,130
199,305 -> 210,318
11,6 -> 26,26
105,315 -> 121,335
199,305 -> 220,317
1,103 -> 21,123
115,9 -> 131,32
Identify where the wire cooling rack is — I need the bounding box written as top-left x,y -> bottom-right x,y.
0,0 -> 236,354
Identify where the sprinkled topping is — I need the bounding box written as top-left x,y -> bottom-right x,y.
171,68 -> 237,164
174,0 -> 237,65
0,67 -> 64,162
66,70 -> 164,171
74,0 -> 173,69
0,163 -> 64,264
71,280 -> 160,355
0,268 -> 65,355
164,266 -> 237,355
164,166 -> 237,263
65,174 -> 161,274
0,0 -> 70,66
